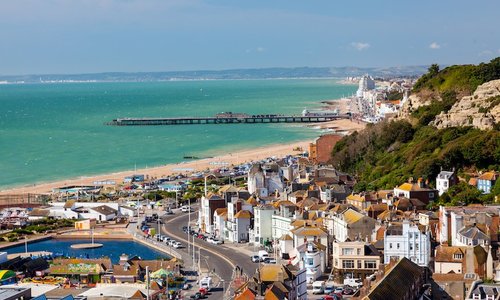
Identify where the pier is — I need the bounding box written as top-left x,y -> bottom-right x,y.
106,113 -> 350,126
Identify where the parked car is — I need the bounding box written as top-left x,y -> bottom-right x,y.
211,238 -> 223,245
334,287 -> 344,294
251,255 -> 260,263
173,242 -> 182,248
342,287 -> 355,295
263,257 -> 277,264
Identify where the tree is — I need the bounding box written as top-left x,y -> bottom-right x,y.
428,64 -> 440,77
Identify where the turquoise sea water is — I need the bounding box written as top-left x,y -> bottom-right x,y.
0,79 -> 356,189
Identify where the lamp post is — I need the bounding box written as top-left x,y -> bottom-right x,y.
221,279 -> 225,300
146,266 -> 150,300
157,217 -> 161,239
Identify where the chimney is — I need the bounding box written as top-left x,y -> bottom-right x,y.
417,178 -> 424,188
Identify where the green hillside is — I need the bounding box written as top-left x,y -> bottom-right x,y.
330,58 -> 500,202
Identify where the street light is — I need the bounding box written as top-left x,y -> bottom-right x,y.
221,279 -> 225,300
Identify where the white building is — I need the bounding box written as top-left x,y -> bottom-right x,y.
384,220 -> 431,267
356,75 -> 376,98
272,201 -> 297,242
436,170 -> 457,196
252,204 -> 276,245
213,208 -> 227,239
247,163 -> 284,197
297,242 -> 325,283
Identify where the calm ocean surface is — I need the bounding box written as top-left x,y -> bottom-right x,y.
0,79 -> 356,189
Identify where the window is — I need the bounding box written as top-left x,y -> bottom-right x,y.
364,261 -> 377,269
357,248 -> 361,255
342,248 -> 354,255
410,244 -> 413,250
335,259 -> 338,267
357,260 -> 362,268
307,258 -> 314,266
454,253 -> 463,260
389,243 -> 392,249
415,243 -> 419,251
342,260 -> 354,269
397,243 -> 400,249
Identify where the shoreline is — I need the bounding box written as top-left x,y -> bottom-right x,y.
0,140 -> 311,195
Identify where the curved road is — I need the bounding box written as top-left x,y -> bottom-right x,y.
160,209 -> 259,298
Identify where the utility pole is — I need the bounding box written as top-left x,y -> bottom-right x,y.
146,266 -> 150,300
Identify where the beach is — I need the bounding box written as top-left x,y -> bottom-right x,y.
0,141 -> 311,195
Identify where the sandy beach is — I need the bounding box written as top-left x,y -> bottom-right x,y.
0,141 -> 312,195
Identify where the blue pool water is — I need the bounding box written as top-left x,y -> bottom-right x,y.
3,238 -> 169,263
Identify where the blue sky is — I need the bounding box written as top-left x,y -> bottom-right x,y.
1,0 -> 499,75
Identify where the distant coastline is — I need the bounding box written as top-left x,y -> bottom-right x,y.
0,65 -> 426,84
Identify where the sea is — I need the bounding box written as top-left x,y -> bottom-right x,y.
0,79 -> 356,189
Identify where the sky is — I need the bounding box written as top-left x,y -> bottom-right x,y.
1,0 -> 499,75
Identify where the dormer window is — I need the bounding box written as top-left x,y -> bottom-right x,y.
454,253 -> 463,260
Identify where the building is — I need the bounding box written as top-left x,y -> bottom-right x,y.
233,210 -> 253,242
436,169 -> 458,196
272,201 -> 297,242
362,258 -> 429,300
329,208 -> 376,242
212,208 -> 227,239
356,74 -> 376,98
247,163 -> 285,197
394,178 -> 438,204
437,205 -> 499,246
296,242 -> 326,283
309,134 -> 343,164
331,241 -> 381,281
199,193 -> 225,234
434,245 -> 487,277
384,221 -> 431,267
252,204 -> 276,246
477,171 -> 499,194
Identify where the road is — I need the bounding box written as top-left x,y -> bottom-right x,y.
158,208 -> 260,299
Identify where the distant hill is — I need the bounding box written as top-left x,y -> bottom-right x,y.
0,65 -> 428,83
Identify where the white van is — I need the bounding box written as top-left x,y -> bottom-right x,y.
312,281 -> 325,294
199,276 -> 212,291
258,250 -> 269,262
344,277 -> 363,288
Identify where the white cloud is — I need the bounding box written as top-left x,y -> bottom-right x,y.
429,42 -> 441,49
351,42 -> 370,51
245,47 -> 265,53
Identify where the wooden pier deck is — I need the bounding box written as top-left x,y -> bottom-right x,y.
107,114 -> 350,126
